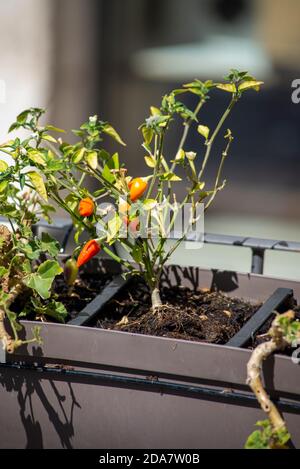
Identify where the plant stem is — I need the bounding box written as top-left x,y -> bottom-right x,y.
151,287 -> 162,310
146,131 -> 165,199
171,98 -> 205,173
198,96 -> 237,181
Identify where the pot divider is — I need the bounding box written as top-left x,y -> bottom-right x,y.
68,274 -> 128,326
226,287 -> 295,348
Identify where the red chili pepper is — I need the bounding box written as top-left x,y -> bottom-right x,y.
128,217 -> 140,234
77,239 -> 100,267
78,197 -> 94,217
128,178 -> 147,202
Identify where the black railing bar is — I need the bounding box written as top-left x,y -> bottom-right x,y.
1,362 -> 300,412
173,232 -> 300,253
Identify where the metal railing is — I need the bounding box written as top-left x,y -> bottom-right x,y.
183,232 -> 300,275
2,217 -> 300,276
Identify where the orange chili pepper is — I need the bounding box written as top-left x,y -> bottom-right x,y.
78,197 -> 94,217
77,239 -> 101,267
128,177 -> 147,202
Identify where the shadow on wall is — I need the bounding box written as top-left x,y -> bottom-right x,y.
0,364 -> 81,448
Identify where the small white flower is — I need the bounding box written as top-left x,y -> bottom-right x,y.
20,147 -> 27,155
89,115 -> 97,124
30,132 -> 39,139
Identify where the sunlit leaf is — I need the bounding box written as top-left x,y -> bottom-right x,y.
27,149 -> 46,166
107,214 -> 122,243
103,124 -> 126,146
85,151 -> 98,170
144,156 -> 156,168
0,160 -> 8,172
238,80 -> 264,92
160,172 -> 182,181
142,126 -> 154,145
72,147 -> 86,164
27,171 -> 48,201
24,260 -> 62,299
216,83 -> 237,93
150,106 -> 161,116
42,134 -> 57,143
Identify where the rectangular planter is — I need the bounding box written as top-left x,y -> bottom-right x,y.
0,266 -> 300,449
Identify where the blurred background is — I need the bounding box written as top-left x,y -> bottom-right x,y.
1,0 -> 300,278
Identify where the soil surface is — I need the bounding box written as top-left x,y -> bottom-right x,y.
54,267 -> 112,321
94,278 -> 260,345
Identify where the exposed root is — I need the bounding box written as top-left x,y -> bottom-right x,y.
151,288 -> 162,312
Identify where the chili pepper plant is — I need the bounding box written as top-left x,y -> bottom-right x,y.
0,71 -> 264,352
56,69 -> 263,310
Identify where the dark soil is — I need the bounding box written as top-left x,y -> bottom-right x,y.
94,278 -> 261,345
54,265 -> 112,321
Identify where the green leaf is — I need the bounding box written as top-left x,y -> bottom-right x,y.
20,239 -> 42,260
150,106 -> 161,116
197,125 -> 210,140
131,244 -> 143,263
0,266 -> 8,278
19,174 -> 25,189
85,151 -> 98,170
6,311 -> 22,333
65,193 -> 79,212
98,149 -> 110,161
16,109 -> 30,124
102,154 -> 119,183
0,160 -> 8,172
42,134 -> 57,143
107,214 -> 122,243
144,156 -> 156,168
0,180 -> 8,193
27,149 -> 46,166
43,300 -> 67,323
8,122 -> 19,133
238,80 -> 264,92
30,297 -> 67,323
24,260 -> 63,299
45,125 -> 65,133
216,83 -> 237,93
103,124 -> 126,146
40,232 -> 60,257
27,172 -> 48,201
72,147 -> 86,164
112,152 -> 119,170
142,126 -> 154,145
160,172 -> 182,182
143,199 -> 157,210
245,419 -> 291,450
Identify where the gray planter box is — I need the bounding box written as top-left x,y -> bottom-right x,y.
0,266 -> 300,449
